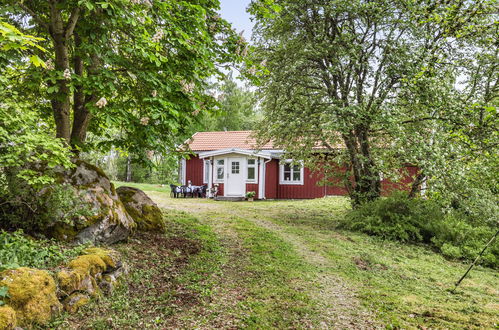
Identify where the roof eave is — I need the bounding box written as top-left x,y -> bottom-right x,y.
198,148 -> 272,159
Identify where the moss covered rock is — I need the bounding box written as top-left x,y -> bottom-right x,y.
56,248 -> 124,298
0,306 -> 17,329
52,160 -> 136,244
116,186 -> 164,231
62,293 -> 90,314
0,268 -> 61,327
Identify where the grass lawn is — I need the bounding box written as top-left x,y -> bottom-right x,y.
54,182 -> 498,329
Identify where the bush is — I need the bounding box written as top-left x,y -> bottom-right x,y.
0,230 -> 87,271
342,192 -> 442,242
342,192 -> 498,267
0,175 -> 92,236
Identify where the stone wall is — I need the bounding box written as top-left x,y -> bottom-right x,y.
0,248 -> 126,329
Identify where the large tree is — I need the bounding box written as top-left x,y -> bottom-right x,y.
1,0 -> 243,159
249,0 -> 496,206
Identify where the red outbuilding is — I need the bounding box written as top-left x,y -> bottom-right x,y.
180,131 -> 418,199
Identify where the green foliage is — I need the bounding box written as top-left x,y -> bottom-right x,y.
245,191 -> 256,198
342,192 -> 498,267
0,104 -> 73,187
0,230 -> 87,271
0,286 -> 8,306
0,19 -> 45,67
343,192 -> 441,242
200,75 -> 260,131
0,182 -> 92,236
1,0 -> 243,159
249,0 -> 498,206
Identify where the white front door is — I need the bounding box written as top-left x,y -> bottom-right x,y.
225,157 -> 245,196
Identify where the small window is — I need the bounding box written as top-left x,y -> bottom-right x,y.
231,161 -> 240,174
280,161 -> 303,185
203,160 -> 210,184
216,159 -> 224,181
247,159 -> 257,182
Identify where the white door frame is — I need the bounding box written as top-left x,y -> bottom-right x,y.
225,157 -> 245,196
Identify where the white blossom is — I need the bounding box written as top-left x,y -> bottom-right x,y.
151,29 -> 164,43
151,90 -> 157,97
131,0 -> 152,6
180,80 -> 195,94
45,59 -> 54,70
140,116 -> 150,125
247,65 -> 257,75
63,68 -> 71,80
96,97 -> 108,108
260,59 -> 267,67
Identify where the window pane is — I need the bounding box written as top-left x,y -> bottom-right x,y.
247,167 -> 255,180
292,165 -> 300,172
284,171 -> 291,181
217,159 -> 224,165
217,167 -> 224,180
248,159 -> 255,165
204,161 -> 209,182
293,170 -> 301,181
284,164 -> 291,172
231,161 -> 240,174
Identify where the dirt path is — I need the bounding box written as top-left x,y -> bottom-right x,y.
150,193 -> 380,328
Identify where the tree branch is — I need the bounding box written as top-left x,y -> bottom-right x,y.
65,7 -> 81,39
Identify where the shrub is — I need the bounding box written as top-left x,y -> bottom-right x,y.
342,191 -> 442,242
342,191 -> 498,267
0,179 -> 92,236
0,230 -> 87,271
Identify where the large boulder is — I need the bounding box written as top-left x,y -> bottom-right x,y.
0,268 -> 62,327
116,186 -> 164,231
52,160 -> 135,244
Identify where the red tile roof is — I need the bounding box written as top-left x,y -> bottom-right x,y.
185,131 -> 275,151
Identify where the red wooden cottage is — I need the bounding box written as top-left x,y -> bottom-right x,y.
180,131 -> 417,199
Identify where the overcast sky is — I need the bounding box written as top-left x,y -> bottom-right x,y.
219,0 -> 254,42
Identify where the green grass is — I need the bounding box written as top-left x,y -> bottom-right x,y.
53,182 -> 498,328
113,181 -> 172,194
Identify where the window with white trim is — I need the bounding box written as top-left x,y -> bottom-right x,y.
215,159 -> 224,182
203,160 -> 210,184
279,161 -> 304,185
247,158 -> 257,182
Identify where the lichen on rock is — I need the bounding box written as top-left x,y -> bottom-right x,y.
50,159 -> 136,245
0,306 -> 17,329
116,186 -> 164,231
0,268 -> 61,327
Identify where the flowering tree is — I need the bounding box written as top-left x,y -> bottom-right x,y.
1,0 -> 244,160
249,0 -> 497,206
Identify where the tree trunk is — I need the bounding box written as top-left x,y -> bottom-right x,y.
343,128 -> 381,207
70,33 -> 92,151
409,172 -> 425,198
49,3 -> 72,143
126,156 -> 132,182
51,38 -> 71,143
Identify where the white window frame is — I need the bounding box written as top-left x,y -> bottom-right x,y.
215,158 -> 225,183
246,158 -> 257,183
279,160 -> 304,185
203,159 -> 210,184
